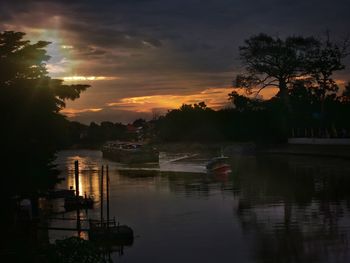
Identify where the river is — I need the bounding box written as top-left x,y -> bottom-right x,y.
49,149 -> 350,263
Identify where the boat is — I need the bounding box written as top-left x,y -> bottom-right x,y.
89,219 -> 134,246
102,141 -> 159,163
206,156 -> 232,174
64,195 -> 94,211
46,189 -> 75,199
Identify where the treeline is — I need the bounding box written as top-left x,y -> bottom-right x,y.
64,119 -> 152,147
154,33 -> 350,142
154,103 -> 282,142
154,88 -> 350,143
68,80 -> 350,144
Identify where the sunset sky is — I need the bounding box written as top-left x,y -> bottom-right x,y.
1,0 -> 350,123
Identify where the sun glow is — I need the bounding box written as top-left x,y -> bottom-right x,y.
61,45 -> 74,49
63,76 -> 119,82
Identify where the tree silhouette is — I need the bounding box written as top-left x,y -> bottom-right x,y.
341,82 -> 350,103
235,34 -> 348,105
235,34 -> 319,106
0,31 -> 89,196
233,33 -> 349,138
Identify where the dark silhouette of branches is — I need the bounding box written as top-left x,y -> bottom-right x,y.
0,31 -> 89,196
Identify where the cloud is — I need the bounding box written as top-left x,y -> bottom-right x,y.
1,0 -> 349,123
64,85 -> 281,123
61,107 -> 103,118
62,76 -> 120,82
107,87 -> 236,112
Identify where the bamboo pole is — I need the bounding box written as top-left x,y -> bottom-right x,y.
106,165 -> 110,229
74,160 -> 81,237
74,160 -> 79,197
100,165 -> 104,226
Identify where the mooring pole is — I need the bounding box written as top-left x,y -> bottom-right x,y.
100,165 -> 104,226
76,206 -> 81,237
74,160 -> 80,197
74,160 -> 81,237
106,165 -> 110,229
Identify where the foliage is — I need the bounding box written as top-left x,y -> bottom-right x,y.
154,80 -> 350,143
0,31 -> 89,196
156,102 -> 223,141
230,33 -> 349,139
235,33 -> 348,106
340,82 -> 350,103
228,91 -> 263,112
235,34 -> 317,98
84,121 -> 129,145
42,237 -> 103,263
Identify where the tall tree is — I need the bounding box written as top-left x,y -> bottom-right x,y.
0,31 -> 89,195
235,33 -> 348,106
235,33 -> 319,107
233,33 -> 349,138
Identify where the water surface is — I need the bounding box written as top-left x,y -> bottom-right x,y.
51,149 -> 350,263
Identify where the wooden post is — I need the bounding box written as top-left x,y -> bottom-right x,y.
101,165 -> 104,226
74,160 -> 81,237
106,165 -> 110,229
76,206 -> 81,237
74,160 -> 79,197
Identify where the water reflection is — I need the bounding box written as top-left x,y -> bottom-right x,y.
65,155 -> 101,203
53,150 -> 350,263
234,155 -> 350,263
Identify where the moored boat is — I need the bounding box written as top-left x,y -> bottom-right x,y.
89,219 -> 134,245
64,195 -> 94,211
102,141 -> 159,163
46,189 -> 75,199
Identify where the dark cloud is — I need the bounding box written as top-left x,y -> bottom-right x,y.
1,0 -> 350,122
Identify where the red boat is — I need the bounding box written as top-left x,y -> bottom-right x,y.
206,157 -> 232,174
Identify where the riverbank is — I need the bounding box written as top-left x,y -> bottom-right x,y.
156,141 -> 350,160
258,144 -> 350,160
154,141 -> 255,155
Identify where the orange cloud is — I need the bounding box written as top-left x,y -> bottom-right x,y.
61,108 -> 103,117
107,87 -> 233,112
106,86 -> 279,113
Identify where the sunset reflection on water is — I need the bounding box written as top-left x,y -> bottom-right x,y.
65,155 -> 101,202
